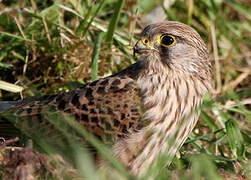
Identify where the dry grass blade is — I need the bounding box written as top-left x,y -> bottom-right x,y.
210,22 -> 221,94
0,80 -> 24,93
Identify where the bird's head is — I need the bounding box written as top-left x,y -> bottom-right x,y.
134,21 -> 211,77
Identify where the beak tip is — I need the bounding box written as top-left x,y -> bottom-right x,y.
133,45 -> 138,57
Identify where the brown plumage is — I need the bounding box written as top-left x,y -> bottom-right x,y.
0,21 -> 212,176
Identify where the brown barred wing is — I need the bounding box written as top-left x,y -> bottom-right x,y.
1,76 -> 144,145
54,76 -> 144,144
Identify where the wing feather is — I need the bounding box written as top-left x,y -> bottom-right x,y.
0,75 -> 144,144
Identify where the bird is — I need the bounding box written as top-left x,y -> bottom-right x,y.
0,21 -> 212,176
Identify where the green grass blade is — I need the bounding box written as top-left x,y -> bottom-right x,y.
61,113 -> 132,178
190,154 -> 222,180
91,32 -> 104,81
0,31 -> 32,42
82,0 -> 106,37
76,5 -> 93,36
0,62 -> 13,69
225,119 -> 245,159
105,0 -> 125,44
200,111 -> 218,131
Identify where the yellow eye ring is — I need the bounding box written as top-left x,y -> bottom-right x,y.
159,34 -> 176,47
142,37 -> 150,45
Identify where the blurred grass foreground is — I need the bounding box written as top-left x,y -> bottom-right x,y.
0,0 -> 250,179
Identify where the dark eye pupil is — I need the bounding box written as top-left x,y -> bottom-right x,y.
161,35 -> 174,46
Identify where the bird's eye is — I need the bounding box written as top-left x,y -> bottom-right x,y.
142,38 -> 149,45
160,34 -> 176,47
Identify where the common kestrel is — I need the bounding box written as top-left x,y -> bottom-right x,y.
0,21 -> 212,176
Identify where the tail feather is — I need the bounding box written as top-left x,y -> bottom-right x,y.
0,100 -> 30,111
0,101 -> 21,138
0,116 -> 20,139
0,101 -> 17,111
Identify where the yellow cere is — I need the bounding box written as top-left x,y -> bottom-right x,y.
141,37 -> 153,48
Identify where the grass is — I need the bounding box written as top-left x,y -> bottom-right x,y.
0,0 -> 250,179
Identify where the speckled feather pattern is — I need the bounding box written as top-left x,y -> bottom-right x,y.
2,75 -> 144,143
0,21 -> 212,177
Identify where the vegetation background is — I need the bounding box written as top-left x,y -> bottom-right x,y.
0,0 -> 250,179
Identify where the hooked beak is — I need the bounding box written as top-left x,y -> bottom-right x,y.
133,40 -> 151,57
